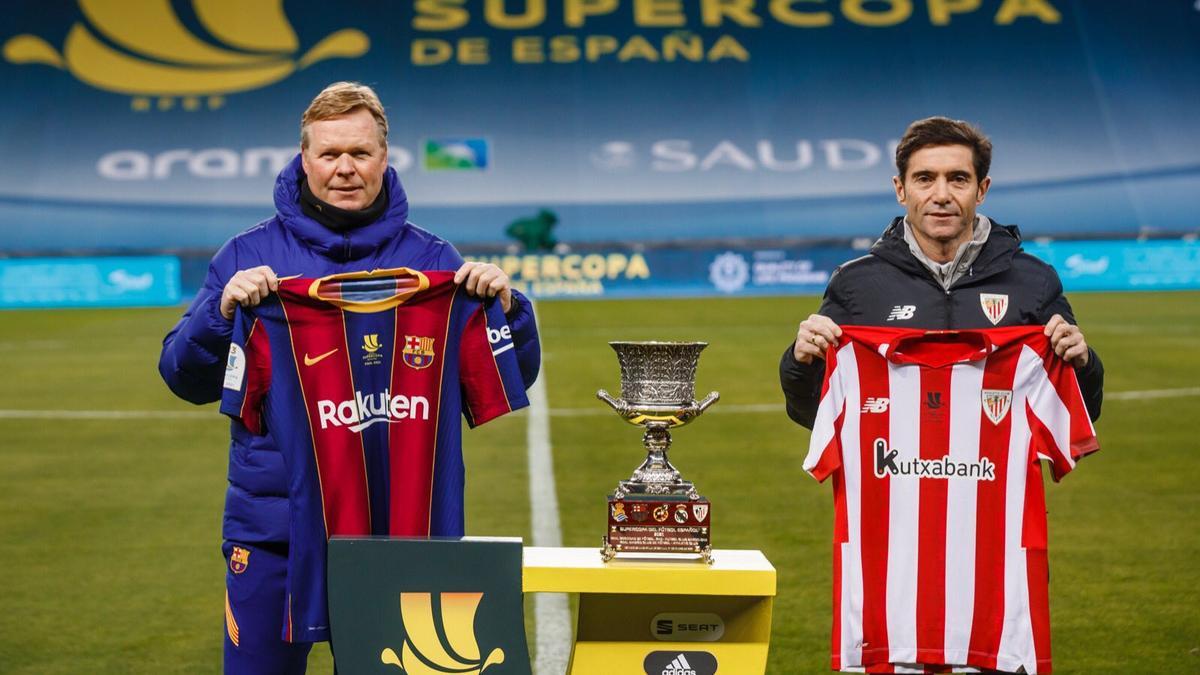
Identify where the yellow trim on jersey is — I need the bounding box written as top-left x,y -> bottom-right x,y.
225,590 -> 240,647
306,267 -> 430,313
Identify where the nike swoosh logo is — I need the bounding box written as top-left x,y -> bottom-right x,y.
303,349 -> 338,366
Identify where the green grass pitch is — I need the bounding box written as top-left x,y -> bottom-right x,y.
0,292 -> 1197,673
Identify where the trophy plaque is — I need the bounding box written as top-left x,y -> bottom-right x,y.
597,341 -> 719,563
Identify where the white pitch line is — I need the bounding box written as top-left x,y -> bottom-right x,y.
0,386 -> 1195,423
1106,386 -> 1200,401
0,409 -> 212,420
526,345 -> 571,675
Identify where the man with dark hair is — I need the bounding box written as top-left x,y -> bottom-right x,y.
159,82 -> 541,675
781,116 -> 1103,427
781,116 -> 1105,674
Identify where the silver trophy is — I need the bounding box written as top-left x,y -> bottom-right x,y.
598,341 -> 719,562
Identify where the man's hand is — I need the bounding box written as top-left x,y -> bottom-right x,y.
219,266 -> 279,320
454,262 -> 513,313
793,314 -> 842,364
1045,314 -> 1090,367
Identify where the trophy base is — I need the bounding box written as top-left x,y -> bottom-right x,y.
602,494 -> 712,564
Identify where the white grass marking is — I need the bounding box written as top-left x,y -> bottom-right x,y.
0,385 -> 1195,423
0,409 -> 211,420
526,359 -> 571,675
1106,387 -> 1200,401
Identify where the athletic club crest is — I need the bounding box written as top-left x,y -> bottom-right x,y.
692,504 -> 709,522
229,546 -> 250,574
979,293 -> 1009,325
982,389 -> 1013,425
402,335 -> 436,369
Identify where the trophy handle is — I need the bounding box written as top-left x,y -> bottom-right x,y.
696,391 -> 720,413
596,389 -> 626,414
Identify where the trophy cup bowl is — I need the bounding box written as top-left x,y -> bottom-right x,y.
596,341 -> 718,563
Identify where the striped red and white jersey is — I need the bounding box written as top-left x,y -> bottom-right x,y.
805,326 -> 1099,674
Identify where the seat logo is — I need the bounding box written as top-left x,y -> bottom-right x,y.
304,348 -> 338,367
2,0 -> 370,111
380,592 -> 505,674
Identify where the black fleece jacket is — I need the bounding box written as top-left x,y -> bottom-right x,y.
780,218 -> 1104,428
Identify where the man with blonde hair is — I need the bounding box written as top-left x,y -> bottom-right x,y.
159,82 -> 540,674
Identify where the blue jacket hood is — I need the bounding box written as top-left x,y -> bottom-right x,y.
273,154 -> 411,262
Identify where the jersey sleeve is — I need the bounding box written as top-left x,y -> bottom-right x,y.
219,307 -> 272,435
458,298 -> 530,428
803,340 -> 847,482
1026,350 -> 1100,481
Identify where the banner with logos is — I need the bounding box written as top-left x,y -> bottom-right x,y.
2,2 -> 1198,253
462,239 -> 1200,300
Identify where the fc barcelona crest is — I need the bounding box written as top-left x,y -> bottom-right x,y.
403,335 -> 436,370
230,546 -> 250,574
982,389 -> 1013,425
979,293 -> 1009,325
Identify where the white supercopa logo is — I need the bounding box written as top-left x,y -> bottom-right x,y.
317,389 -> 430,433
709,252 -> 749,293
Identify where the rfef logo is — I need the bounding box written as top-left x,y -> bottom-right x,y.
643,650 -> 718,675
2,0 -> 369,111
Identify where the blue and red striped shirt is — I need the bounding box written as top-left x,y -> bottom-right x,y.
221,268 -> 528,642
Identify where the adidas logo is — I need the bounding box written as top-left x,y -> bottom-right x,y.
661,653 -> 697,675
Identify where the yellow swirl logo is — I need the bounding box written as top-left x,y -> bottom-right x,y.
2,0 -> 369,111
381,592 -> 505,675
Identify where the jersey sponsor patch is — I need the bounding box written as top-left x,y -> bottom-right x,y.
223,343 -> 245,390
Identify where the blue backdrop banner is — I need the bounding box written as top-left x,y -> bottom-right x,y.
0,256 -> 181,308
2,2 -> 1198,252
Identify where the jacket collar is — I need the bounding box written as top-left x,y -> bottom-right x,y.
273,154 -> 411,262
869,216 -> 1023,285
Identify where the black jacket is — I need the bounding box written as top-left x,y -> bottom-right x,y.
780,218 -> 1104,428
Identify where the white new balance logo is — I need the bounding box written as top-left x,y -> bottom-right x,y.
861,397 -> 890,413
887,305 -> 916,321
662,654 -> 697,675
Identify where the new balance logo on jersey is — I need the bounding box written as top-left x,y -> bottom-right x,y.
316,389 -> 430,432
887,305 -> 916,321
873,438 -> 996,481
861,397 -> 890,413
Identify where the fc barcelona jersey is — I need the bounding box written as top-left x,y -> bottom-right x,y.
220,268 -> 528,642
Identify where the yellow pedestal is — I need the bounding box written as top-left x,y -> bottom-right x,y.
523,547 -> 776,674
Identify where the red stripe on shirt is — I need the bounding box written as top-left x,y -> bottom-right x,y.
282,298 -> 371,538
855,340 -> 891,666
915,366 -> 950,665
967,346 -> 1019,669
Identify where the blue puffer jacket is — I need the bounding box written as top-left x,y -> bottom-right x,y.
158,155 -> 541,544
